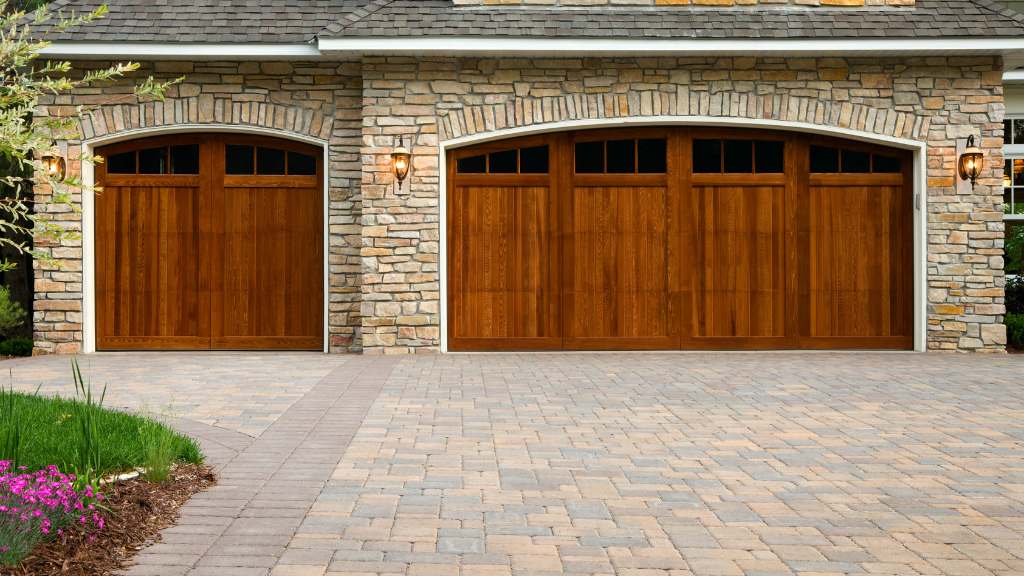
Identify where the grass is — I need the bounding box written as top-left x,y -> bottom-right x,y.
0,386 -> 202,477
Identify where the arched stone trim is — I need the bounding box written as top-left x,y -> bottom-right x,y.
437,90 -> 928,144
79,96 -> 334,142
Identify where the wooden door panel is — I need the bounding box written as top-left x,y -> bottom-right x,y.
448,185 -> 558,349
564,186 -> 672,347
808,184 -> 911,343
214,184 -> 323,350
96,184 -> 208,349
691,185 -> 786,340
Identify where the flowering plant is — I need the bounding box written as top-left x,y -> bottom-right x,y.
0,461 -> 104,566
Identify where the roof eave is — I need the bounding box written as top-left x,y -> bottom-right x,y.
38,42 -> 321,59
316,36 -> 1024,57
38,37 -> 1024,63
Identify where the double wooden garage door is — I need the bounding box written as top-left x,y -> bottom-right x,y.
447,127 -> 914,351
95,134 -> 323,350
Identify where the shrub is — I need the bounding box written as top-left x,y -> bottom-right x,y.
1007,276 -> 1024,316
0,288 -> 25,340
1007,313 -> 1024,351
0,338 -> 32,357
0,462 -> 105,566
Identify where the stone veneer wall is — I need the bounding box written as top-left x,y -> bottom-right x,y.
34,56 -> 1006,354
32,60 -> 363,353
361,56 -> 1006,353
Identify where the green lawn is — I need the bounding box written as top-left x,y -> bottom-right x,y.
0,389 -> 202,475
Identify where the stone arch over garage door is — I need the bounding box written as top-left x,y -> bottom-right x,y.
437,91 -> 929,144
78,96 -> 334,142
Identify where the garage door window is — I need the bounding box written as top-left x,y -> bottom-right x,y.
811,145 -> 903,174
456,145 -> 550,174
226,144 -> 318,176
694,139 -> 784,174
574,138 -> 666,174
106,145 -> 200,175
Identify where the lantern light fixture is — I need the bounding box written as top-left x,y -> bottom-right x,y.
391,136 -> 411,192
40,143 -> 67,181
957,134 -> 984,190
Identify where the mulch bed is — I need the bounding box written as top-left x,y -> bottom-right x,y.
8,464 -> 215,576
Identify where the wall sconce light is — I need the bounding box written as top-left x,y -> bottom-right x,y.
957,134 -> 984,190
40,144 -> 67,181
391,136 -> 411,192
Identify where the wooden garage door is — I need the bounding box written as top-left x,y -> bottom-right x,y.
96,134 -> 323,350
447,128 -> 913,351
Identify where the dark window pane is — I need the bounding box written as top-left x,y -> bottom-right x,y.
519,145 -> 549,174
575,141 -> 604,174
457,154 -> 486,173
606,139 -> 635,174
138,147 -> 167,174
810,145 -> 839,173
1015,119 -> 1024,145
107,151 -> 135,174
1006,160 -> 1013,189
170,145 -> 199,174
842,149 -> 870,173
1014,159 -> 1024,186
693,139 -> 721,173
637,138 -> 667,173
1005,187 -> 1013,213
257,147 -> 286,175
873,154 -> 901,173
754,140 -> 784,173
226,144 -> 254,175
488,149 -> 517,173
723,140 -> 753,173
1006,120 -> 1014,145
288,151 -> 316,175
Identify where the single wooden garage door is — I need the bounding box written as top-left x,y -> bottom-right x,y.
447,128 -> 913,351
95,134 -> 323,350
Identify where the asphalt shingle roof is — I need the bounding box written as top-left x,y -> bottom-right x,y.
35,0 -> 1024,43
324,0 -> 1024,40
39,0 -> 368,43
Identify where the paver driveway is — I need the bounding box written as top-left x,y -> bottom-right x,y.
8,352 -> 1024,576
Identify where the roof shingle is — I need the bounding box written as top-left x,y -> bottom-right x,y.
35,0 -> 1024,43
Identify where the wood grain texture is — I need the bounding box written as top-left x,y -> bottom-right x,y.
693,184 -> 786,339
95,134 -> 323,351
446,128 -> 913,351
808,183 -> 911,339
563,186 -> 673,348
448,185 -> 557,346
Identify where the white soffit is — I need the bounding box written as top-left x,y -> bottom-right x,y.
317,37 -> 1024,57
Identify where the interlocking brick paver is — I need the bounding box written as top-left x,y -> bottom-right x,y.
276,352 -> 1024,576
10,351 -> 1024,575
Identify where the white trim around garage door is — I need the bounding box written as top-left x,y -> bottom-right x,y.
437,116 -> 929,353
80,124 -> 331,354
